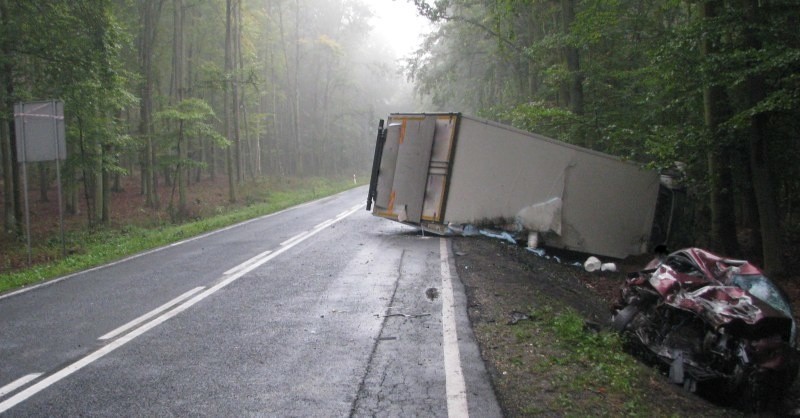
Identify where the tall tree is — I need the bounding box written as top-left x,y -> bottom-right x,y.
139,0 -> 164,209
224,0 -> 237,202
701,0 -> 740,257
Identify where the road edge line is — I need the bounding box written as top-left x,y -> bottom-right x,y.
440,238 -> 469,417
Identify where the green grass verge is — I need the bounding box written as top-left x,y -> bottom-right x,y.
495,303 -> 706,417
0,177 -> 362,294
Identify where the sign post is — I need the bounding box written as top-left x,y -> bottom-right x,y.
13,100 -> 67,263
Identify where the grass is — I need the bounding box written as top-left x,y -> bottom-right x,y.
495,303 -> 696,417
0,177 -> 361,294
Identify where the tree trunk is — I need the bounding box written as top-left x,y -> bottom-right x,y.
101,144 -> 111,224
702,0 -> 740,257
561,0 -> 585,147
740,0 -> 785,275
232,0 -> 243,183
225,0 -> 237,202
173,0 -> 187,217
0,0 -> 22,236
293,0 -> 302,175
140,0 -> 163,209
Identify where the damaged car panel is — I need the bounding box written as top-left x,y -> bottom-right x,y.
613,248 -> 799,409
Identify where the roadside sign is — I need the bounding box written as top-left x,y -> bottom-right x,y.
14,100 -> 66,162
13,100 -> 68,262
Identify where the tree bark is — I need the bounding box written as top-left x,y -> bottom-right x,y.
232,0 -> 243,183
0,0 -> 22,236
225,0 -> 237,202
172,0 -> 187,217
561,0 -> 585,146
140,0 -> 163,209
740,0 -> 785,275
701,0 -> 740,257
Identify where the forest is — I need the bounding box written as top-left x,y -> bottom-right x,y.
404,0 -> 799,276
1,0 -> 799,276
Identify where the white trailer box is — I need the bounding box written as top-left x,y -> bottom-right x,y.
366,113 -> 660,259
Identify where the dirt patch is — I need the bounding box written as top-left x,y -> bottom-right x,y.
452,236 -> 800,417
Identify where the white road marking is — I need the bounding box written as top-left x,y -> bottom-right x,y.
0,374 -> 42,398
0,205 -> 362,414
440,238 -> 469,417
223,250 -> 273,276
314,220 -> 333,230
280,233 -> 307,247
98,286 -> 205,341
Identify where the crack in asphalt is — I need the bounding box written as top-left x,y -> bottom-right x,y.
348,249 -> 405,417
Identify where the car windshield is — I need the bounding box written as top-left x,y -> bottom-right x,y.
732,274 -> 796,345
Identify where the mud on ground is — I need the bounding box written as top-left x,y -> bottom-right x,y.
452,236 -> 800,417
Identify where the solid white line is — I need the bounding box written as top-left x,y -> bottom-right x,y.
0,374 -> 42,398
0,188 -> 363,301
98,286 -> 205,341
0,204 -> 362,414
440,238 -> 469,417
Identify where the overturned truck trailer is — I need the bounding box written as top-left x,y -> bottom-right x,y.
366,113 -> 660,259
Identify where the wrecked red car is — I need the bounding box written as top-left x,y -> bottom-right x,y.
612,247 -> 799,409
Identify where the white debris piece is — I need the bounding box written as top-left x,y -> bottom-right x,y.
601,262 -> 617,272
479,229 -> 517,245
527,232 -> 539,248
584,256 -> 601,272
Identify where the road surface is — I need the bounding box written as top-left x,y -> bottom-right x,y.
0,186 -> 501,417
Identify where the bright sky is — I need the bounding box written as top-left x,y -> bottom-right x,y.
369,0 -> 433,57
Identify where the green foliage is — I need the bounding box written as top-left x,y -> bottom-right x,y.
489,101 -> 579,143
156,98 -> 229,147
409,0 -> 800,257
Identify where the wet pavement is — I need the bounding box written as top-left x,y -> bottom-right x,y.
0,187 -> 500,417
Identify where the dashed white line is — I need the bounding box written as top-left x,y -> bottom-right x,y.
98,286 -> 205,341
440,238 -> 469,417
0,204 -> 363,414
280,233 -> 307,247
0,374 -> 42,398
223,250 -> 273,276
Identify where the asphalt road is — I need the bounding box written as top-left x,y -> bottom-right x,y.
0,186 -> 501,417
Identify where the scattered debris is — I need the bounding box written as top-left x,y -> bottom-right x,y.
479,229 -> 517,245
583,256 -> 601,272
507,311 -> 531,325
600,262 -> 616,272
526,247 -> 546,257
382,313 -> 431,319
448,223 -> 479,236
